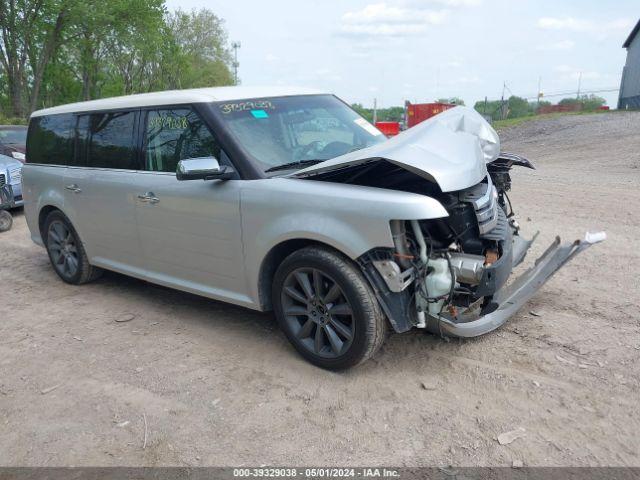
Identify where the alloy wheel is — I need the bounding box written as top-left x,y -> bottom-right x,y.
281,267 -> 355,358
47,220 -> 79,278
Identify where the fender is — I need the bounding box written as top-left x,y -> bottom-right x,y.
239,178 -> 449,307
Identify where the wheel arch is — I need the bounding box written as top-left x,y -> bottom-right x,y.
257,238 -> 351,311
38,205 -> 64,243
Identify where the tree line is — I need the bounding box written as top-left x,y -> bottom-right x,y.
353,95 -> 606,124
0,0 -> 234,121
474,94 -> 607,121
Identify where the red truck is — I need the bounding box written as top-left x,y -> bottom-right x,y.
374,121 -> 401,137
405,101 -> 456,128
373,102 -> 456,137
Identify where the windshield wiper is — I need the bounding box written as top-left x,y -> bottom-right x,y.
264,159 -> 325,173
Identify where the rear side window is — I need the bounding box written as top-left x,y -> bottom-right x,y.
80,111 -> 137,169
26,114 -> 76,165
144,108 -> 220,173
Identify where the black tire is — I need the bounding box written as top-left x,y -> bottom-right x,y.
272,246 -> 387,370
43,210 -> 103,284
0,210 -> 12,232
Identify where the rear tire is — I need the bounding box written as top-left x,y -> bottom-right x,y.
43,210 -> 103,284
272,246 -> 387,370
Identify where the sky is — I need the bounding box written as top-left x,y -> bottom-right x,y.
164,0 -> 638,109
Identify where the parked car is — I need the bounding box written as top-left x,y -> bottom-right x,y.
21,87 -> 604,369
0,152 -> 24,232
0,153 -> 23,205
0,125 -> 27,162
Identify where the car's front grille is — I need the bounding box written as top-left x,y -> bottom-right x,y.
0,173 -> 5,187
8,167 -> 21,184
459,178 -> 499,235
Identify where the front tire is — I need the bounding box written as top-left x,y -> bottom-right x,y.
272,246 -> 387,370
43,210 -> 102,284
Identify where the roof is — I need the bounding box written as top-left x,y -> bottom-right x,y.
623,18 -> 640,48
31,86 -> 326,118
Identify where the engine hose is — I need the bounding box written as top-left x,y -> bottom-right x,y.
390,220 -> 412,270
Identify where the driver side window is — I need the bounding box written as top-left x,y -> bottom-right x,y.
285,107 -> 355,160
287,108 -> 353,146
144,108 -> 221,173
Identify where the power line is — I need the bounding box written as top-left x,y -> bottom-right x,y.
498,87 -> 619,101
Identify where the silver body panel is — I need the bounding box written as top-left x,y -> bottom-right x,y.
23,166 -> 449,309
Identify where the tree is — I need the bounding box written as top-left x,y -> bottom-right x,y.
0,3 -> 234,118
0,0 -> 70,116
351,103 -> 373,122
507,95 -> 530,119
165,8 -> 233,88
559,94 -> 606,111
473,99 -> 503,121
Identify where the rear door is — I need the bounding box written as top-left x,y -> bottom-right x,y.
66,110 -> 146,270
134,106 -> 249,305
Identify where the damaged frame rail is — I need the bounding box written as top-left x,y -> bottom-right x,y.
431,231 -> 607,337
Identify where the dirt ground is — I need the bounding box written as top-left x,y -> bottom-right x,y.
1,112 -> 639,467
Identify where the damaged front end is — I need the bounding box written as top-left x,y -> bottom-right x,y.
294,106 -> 605,337
359,155 -> 605,337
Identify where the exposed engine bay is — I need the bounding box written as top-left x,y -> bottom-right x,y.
384,154 -> 535,332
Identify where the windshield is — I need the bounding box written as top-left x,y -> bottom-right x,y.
0,128 -> 27,146
213,95 -> 386,174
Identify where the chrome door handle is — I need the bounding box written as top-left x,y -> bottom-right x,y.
65,184 -> 82,193
138,192 -> 159,204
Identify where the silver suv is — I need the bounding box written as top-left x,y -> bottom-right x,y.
22,87 -> 604,369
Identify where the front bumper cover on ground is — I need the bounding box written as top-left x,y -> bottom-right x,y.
429,231 -> 606,338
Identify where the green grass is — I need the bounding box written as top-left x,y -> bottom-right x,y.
493,109 -> 614,131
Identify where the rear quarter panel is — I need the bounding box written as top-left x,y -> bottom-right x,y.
21,164 -> 66,246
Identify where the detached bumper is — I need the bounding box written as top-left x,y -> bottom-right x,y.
431,231 -> 606,338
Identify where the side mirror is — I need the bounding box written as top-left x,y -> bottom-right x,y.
176,157 -> 236,181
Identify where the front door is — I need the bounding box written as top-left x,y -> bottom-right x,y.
134,107 -> 249,306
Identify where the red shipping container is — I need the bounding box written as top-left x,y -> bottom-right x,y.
406,102 -> 455,128
375,121 -> 401,137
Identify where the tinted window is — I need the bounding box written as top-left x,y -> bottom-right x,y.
144,108 -> 220,173
26,114 -> 76,165
84,111 -> 137,169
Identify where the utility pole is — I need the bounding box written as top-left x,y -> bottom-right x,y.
536,76 -> 542,110
231,41 -> 241,85
500,81 -> 507,120
576,72 -> 582,99
372,98 -> 378,124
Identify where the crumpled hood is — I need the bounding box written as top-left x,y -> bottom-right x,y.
292,106 -> 500,192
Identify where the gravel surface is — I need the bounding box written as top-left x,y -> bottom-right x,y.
1,111 -> 639,467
